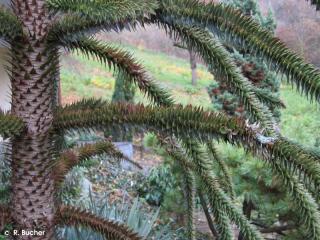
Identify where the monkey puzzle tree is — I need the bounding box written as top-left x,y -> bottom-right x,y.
206,0 -> 287,237
0,0 -> 320,240
207,0 -> 280,119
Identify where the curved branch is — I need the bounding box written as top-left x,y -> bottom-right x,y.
54,140 -> 141,187
152,21 -> 275,131
183,140 -> 263,240
160,138 -> 237,240
156,0 -> 320,103
53,100 -> 320,237
267,160 -> 320,238
59,37 -> 173,106
269,137 -> 320,201
158,136 -> 196,238
47,0 -> 158,19
47,0 -> 157,44
251,87 -> 285,109
0,111 -> 25,140
53,100 -> 320,191
207,142 -> 235,199
197,190 -> 219,238
179,158 -> 196,239
53,100 -> 258,144
56,205 -> 141,240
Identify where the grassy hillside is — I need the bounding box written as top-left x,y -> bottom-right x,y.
60,44 -> 320,146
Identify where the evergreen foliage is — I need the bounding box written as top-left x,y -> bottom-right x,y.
110,71 -> 136,141
0,112 -> 25,140
112,71 -> 136,103
206,2 -> 318,238
0,0 -> 320,239
207,0 -> 281,120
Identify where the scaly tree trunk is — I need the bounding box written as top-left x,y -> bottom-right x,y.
10,1 -> 57,239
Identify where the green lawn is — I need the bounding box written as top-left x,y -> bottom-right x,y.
61,44 -> 320,146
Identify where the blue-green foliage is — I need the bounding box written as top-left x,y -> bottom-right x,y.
58,192 -> 159,239
208,0 -> 281,120
207,1 -> 302,237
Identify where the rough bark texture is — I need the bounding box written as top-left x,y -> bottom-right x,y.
189,48 -> 197,86
10,0 -> 56,239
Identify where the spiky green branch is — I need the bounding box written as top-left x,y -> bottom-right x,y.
269,138 -> 320,200
172,143 -> 196,240
0,7 -> 24,42
54,100 -> 320,194
59,37 -> 173,106
54,101 -> 319,189
47,0 -> 157,44
158,137 -> 234,240
53,100 -> 254,143
184,140 -> 263,240
54,140 -> 141,187
46,0 -> 158,20
47,14 -> 137,45
156,0 -> 320,103
251,87 -> 285,109
152,21 -> 275,130
197,190 -> 219,238
0,112 -> 25,140
243,141 -> 320,239
181,168 -> 196,240
269,161 -> 320,239
207,142 -> 235,199
56,205 -> 141,240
